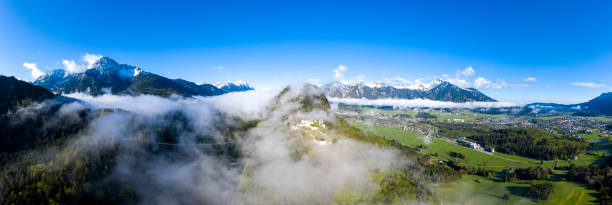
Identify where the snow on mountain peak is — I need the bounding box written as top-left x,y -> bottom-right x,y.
133,67 -> 142,76
87,56 -> 143,78
392,79 -> 445,91
337,81 -> 390,88
334,79 -> 447,91
214,80 -> 252,88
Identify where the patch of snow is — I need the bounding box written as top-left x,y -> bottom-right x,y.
214,80 -> 253,89
133,67 -> 142,76
393,79 -> 444,91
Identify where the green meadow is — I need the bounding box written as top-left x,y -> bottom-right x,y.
435,175 -> 599,205
353,121 -> 608,204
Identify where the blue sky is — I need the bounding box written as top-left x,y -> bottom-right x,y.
0,0 -> 610,104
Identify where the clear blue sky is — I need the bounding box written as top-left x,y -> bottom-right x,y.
1,0 -> 610,104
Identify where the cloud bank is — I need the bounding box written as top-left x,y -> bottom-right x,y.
333,64 -> 347,81
329,97 -> 519,109
40,86 -> 402,204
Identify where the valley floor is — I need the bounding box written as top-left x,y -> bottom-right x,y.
351,121 -> 609,205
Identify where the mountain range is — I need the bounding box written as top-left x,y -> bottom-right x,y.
214,81 -> 255,93
33,57 -> 253,97
323,80 -> 497,102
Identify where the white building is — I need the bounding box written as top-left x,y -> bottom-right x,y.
452,119 -> 465,123
291,119 -> 326,130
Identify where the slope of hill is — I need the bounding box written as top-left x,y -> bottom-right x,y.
174,79 -> 225,96
580,92 -> 612,116
0,75 -> 55,114
525,92 -> 612,116
323,80 -> 496,102
33,57 -> 225,97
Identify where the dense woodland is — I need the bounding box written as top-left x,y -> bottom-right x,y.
0,108 -> 242,204
445,160 -> 496,178
512,166 -> 553,180
0,76 -> 55,114
437,123 -> 589,160
528,181 -> 554,201
0,104 -> 92,167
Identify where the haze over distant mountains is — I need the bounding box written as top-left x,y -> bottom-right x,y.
323,80 -> 496,102
33,57 -> 254,97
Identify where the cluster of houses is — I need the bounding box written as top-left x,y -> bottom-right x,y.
455,137 -> 495,153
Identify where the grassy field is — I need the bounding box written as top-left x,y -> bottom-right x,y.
352,122 -> 522,171
579,133 -> 605,140
352,121 -> 606,204
435,175 -> 599,205
493,152 -> 540,163
429,110 -> 505,122
590,139 -> 611,156
352,122 -> 424,146
356,107 -> 418,116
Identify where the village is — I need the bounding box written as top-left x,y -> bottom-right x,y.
335,106 -> 611,140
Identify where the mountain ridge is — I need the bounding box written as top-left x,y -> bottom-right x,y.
526,92 -> 612,116
323,80 -> 497,102
214,80 -> 254,92
33,57 -> 225,97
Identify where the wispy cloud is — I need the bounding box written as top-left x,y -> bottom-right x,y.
473,77 -> 507,89
22,62 -> 45,79
62,53 -> 103,73
212,66 -> 223,72
459,66 -> 475,78
522,77 -> 537,82
571,82 -> 606,88
444,67 -> 508,89
83,53 -> 103,68
333,65 -> 347,81
62,59 -> 87,73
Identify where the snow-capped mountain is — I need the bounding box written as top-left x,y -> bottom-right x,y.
88,56 -> 143,79
33,57 -> 224,97
214,81 -> 254,92
322,79 -> 496,102
392,79 -> 443,91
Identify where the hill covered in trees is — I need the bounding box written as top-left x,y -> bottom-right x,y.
0,75 -> 55,114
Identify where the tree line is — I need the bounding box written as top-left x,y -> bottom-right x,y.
437,123 -> 589,160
